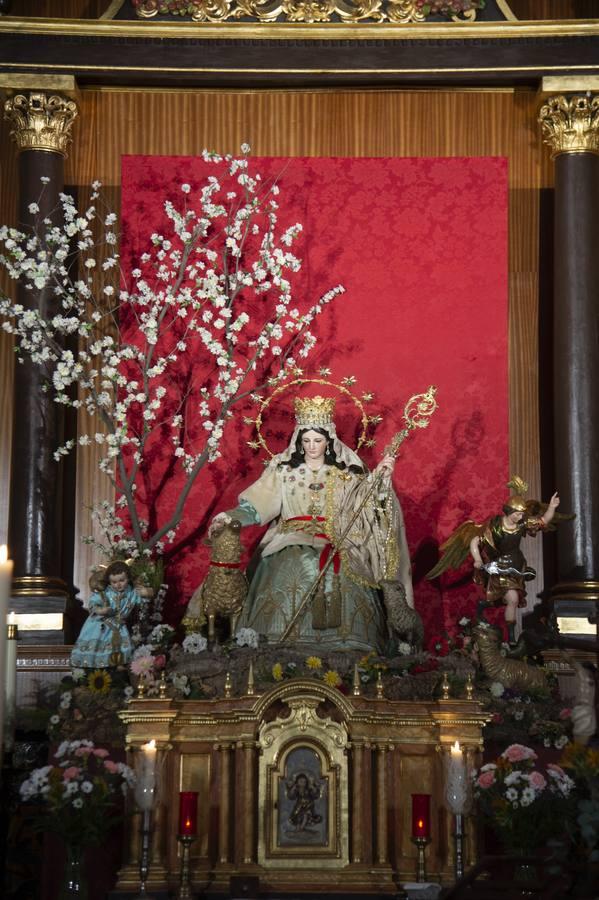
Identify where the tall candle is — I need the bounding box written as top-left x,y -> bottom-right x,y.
5,611 -> 18,751
412,793 -> 431,839
0,546 -> 14,757
178,791 -> 198,836
446,740 -> 468,815
134,739 -> 158,811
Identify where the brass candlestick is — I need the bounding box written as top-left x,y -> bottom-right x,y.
453,813 -> 465,881
177,834 -> 196,900
133,809 -> 156,899
411,836 -> 432,883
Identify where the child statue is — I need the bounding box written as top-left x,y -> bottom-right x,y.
71,560 -> 142,668
427,476 -> 563,644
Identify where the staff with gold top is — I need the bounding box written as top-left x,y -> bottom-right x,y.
207,387 -> 435,652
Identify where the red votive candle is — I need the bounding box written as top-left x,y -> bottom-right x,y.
178,791 -> 198,836
411,793 -> 431,839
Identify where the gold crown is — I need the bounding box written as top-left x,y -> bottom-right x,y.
294,395 -> 336,428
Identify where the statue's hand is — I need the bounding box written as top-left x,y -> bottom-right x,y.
549,491 -> 560,510
208,512 -> 232,538
375,453 -> 395,477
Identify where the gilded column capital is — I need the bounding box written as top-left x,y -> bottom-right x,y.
4,91 -> 77,156
538,94 -> 599,159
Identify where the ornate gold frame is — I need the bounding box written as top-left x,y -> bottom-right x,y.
258,692 -> 349,867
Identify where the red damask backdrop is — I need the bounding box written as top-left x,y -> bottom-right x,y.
121,155 -> 508,640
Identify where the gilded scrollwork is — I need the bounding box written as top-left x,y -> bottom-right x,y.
132,0 -> 479,23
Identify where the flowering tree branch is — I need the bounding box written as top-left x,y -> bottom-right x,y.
0,147 -> 344,563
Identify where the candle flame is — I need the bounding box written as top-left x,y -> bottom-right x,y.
8,611 -> 16,624
186,818 -> 191,828
452,740 -> 461,752
0,545 -> 7,564
142,739 -> 156,751
418,818 -> 424,830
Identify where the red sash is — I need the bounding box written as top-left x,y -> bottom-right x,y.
285,515 -> 340,574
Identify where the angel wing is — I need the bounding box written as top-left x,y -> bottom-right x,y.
426,519 -> 488,580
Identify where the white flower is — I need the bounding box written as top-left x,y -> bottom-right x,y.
81,781 -> 94,794
73,797 -> 84,809
235,627 -> 259,649
28,203 -> 40,214
182,633 -> 208,655
505,787 -> 518,802
397,642 -> 412,656
240,142 -> 250,154
490,681 -> 505,698
181,183 -> 191,193
520,787 -> 536,806
554,735 -> 569,749
124,685 -> 134,698
50,714 -> 60,725
59,691 -> 72,710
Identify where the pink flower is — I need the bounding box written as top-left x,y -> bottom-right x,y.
528,771 -> 547,790
153,654 -> 166,670
93,748 -> 109,758
103,760 -> 119,773
63,766 -> 81,781
131,655 -> 154,676
477,771 -> 496,789
74,747 -> 92,757
501,744 -> 537,763
559,708 -> 572,720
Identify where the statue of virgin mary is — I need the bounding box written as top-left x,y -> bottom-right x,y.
211,395 -> 414,652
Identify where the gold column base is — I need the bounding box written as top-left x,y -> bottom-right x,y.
551,580 -> 599,603
11,575 -> 69,597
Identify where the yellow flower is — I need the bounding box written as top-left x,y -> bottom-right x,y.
323,669 -> 342,687
305,656 -> 322,670
272,662 -> 284,681
87,669 -> 112,694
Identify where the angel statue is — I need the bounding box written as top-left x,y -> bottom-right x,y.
427,477 -> 562,645
207,395 -> 414,653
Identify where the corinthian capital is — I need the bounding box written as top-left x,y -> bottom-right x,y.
538,94 -> 599,159
4,91 -> 78,156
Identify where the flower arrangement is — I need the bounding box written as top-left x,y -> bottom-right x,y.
479,681 -> 572,749
19,740 -> 135,847
473,743 -> 575,855
267,655 -> 345,690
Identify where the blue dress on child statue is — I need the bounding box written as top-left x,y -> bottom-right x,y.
70,586 -> 141,668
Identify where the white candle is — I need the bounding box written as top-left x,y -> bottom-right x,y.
0,546 -> 14,757
135,739 -> 158,811
5,610 -> 18,751
446,740 -> 468,815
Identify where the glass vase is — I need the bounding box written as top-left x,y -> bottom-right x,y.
60,843 -> 88,900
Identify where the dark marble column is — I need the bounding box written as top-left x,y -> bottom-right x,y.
3,91 -> 78,642
538,94 -> 599,618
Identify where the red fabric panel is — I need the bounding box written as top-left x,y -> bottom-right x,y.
121,156 -> 508,637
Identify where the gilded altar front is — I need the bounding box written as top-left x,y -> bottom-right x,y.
118,679 -> 489,894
